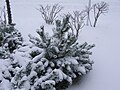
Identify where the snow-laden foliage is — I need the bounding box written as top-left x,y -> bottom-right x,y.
0,23 -> 23,59
9,15 -> 94,90
0,42 -> 43,89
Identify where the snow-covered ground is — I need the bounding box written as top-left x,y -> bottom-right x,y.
0,0 -> 120,90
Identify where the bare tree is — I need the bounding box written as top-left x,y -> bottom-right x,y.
93,1 -> 109,27
69,11 -> 86,37
37,4 -> 63,24
85,0 -> 92,26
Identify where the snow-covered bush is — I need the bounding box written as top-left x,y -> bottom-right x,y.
0,23 -> 23,59
10,15 -> 94,90
0,42 -> 43,89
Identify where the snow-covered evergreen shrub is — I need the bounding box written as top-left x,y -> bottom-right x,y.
0,23 -> 23,59
0,42 -> 41,89
10,15 -> 94,90
0,24 -> 23,89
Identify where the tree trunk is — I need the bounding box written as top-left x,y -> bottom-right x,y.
86,0 -> 92,26
5,0 -> 12,25
93,18 -> 97,27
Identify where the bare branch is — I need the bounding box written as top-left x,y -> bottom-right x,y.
85,0 -> 92,26
93,1 -> 109,27
69,11 -> 86,37
37,4 -> 63,24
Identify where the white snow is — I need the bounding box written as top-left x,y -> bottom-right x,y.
0,79 -> 11,90
65,57 -> 79,65
0,59 -> 12,89
11,52 -> 31,67
0,0 -> 120,90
